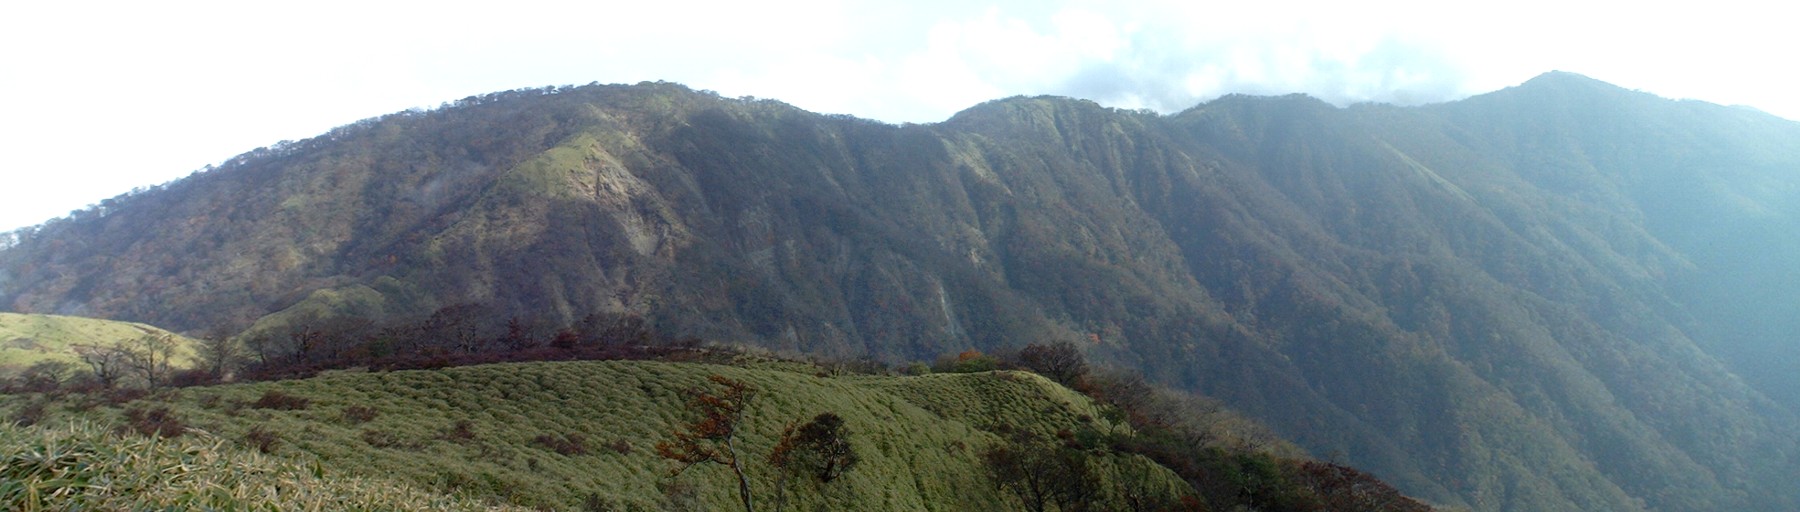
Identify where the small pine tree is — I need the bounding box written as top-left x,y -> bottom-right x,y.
768,412 -> 860,511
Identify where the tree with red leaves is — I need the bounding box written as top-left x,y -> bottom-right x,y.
657,374 -> 759,512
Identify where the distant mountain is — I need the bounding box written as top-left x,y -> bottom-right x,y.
4,73 -> 1799,511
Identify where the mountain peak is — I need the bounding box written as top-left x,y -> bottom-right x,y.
944,95 -> 1110,124
1524,70 -> 1602,85
1507,70 -> 1635,98
1445,70 -> 1649,115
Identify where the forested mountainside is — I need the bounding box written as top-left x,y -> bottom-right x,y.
3,72 -> 1798,511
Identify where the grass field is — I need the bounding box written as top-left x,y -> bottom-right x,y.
0,420 -> 530,511
3,357 -> 1189,511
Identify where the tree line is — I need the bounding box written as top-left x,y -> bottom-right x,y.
0,305 -> 699,395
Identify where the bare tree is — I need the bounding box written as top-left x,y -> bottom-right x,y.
983,429 -> 1100,512
121,333 -> 178,389
287,317 -> 327,364
72,342 -> 130,389
983,433 -> 1057,512
1015,341 -> 1089,388
243,332 -> 281,367
196,325 -> 242,381
501,316 -> 541,352
577,311 -> 653,347
424,303 -> 496,354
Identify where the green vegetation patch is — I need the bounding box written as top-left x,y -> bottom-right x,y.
5,359 -> 1191,511
0,313 -> 198,376
0,420 -> 526,511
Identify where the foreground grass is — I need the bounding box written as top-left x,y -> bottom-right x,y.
0,420 -> 524,511
4,357 -> 1187,511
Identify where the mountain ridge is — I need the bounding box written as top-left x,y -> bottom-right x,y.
4,73 -> 1799,511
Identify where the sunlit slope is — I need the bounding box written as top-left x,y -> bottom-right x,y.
0,312 -> 198,374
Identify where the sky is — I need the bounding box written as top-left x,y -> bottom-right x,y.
2,0 -> 1793,233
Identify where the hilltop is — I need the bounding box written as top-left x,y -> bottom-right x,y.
0,312 -> 199,378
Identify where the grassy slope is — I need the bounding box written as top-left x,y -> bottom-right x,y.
6,358 -> 1186,511
0,421 -> 528,511
0,312 -> 198,374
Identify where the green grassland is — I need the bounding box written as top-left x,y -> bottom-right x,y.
0,312 -> 199,375
3,358 -> 1190,511
0,420 -> 530,511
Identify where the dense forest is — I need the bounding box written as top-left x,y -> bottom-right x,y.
3,72 -> 1799,510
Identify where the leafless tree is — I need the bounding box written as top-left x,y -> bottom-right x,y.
1015,341 -> 1089,388
72,342 -> 130,388
121,332 -> 178,389
196,326 -> 242,381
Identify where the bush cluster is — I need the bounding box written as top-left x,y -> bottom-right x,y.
533,432 -> 587,456
250,390 -> 310,410
120,406 -> 186,438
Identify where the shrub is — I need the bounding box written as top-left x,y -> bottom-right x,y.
934,349 -> 1000,373
120,406 -> 186,438
103,387 -> 148,405
443,420 -> 477,444
244,425 -> 281,453
6,360 -> 75,393
903,362 -> 931,376
534,432 -> 587,456
167,368 -> 219,388
609,438 -> 634,455
362,429 -> 417,450
582,493 -> 625,512
250,390 -> 310,410
10,400 -> 48,427
342,405 -> 379,424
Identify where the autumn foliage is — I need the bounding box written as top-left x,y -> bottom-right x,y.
656,375 -> 759,512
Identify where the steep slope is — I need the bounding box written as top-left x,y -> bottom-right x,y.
1437,72 -> 1800,408
1167,87 -> 1797,511
3,75 -> 1799,510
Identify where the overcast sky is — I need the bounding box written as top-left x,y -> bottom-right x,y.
2,0 -> 1792,232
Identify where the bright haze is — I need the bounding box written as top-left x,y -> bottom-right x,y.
0,0 -> 1790,232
